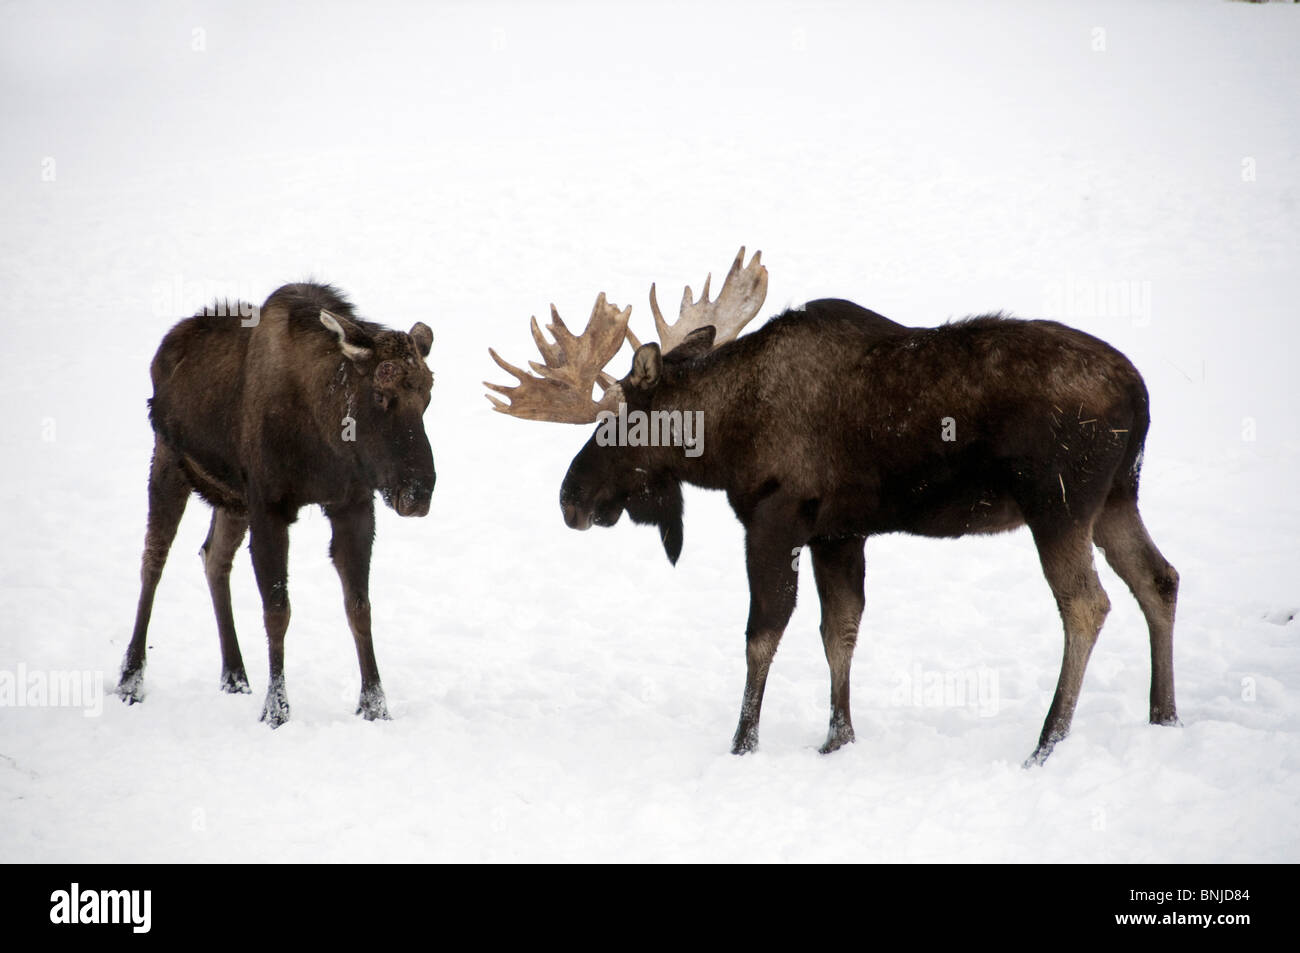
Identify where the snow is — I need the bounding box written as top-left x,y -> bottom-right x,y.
1,0 -> 1297,862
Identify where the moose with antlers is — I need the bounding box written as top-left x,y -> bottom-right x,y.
486,249 -> 1179,765
119,282 -> 435,727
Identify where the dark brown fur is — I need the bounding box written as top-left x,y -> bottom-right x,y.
560,298 -> 1178,764
118,282 -> 436,726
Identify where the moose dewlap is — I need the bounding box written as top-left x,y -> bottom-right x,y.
487,248 -> 1178,765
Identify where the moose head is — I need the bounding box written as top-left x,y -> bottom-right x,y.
485,248 -> 768,563
321,308 -> 436,517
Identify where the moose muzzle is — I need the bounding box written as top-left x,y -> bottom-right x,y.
394,480 -> 433,517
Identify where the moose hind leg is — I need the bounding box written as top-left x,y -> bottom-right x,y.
1026,524 -> 1111,766
810,537 -> 866,754
118,439 -> 190,704
327,501 -> 389,721
1093,500 -> 1179,726
201,508 -> 251,694
732,519 -> 803,755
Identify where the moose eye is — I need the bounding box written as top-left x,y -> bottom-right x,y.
372,390 -> 391,411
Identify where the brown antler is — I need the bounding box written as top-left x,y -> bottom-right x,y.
648,247 -> 768,353
485,293 -> 632,423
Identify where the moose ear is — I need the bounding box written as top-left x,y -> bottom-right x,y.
629,342 -> 662,391
320,310 -> 372,362
667,326 -> 716,362
409,322 -> 433,358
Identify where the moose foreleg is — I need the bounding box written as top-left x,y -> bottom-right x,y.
327,500 -> 389,721
118,440 -> 190,704
249,509 -> 292,727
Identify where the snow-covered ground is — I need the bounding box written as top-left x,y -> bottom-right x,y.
1,0 -> 1297,862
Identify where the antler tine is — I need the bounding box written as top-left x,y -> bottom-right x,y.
484,293 -> 631,424
529,312 -> 561,368
649,282 -> 669,346
487,347 -> 530,383
650,247 -> 769,353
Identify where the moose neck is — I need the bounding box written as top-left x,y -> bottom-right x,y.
294,354 -> 372,489
641,358 -> 738,492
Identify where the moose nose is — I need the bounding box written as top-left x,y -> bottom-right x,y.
562,502 -> 591,531
396,485 -> 431,518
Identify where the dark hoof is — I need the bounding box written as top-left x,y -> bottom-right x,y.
820,728 -> 856,755
356,687 -> 390,721
260,684 -> 290,728
1150,709 -> 1180,727
1024,724 -> 1070,767
116,671 -> 145,705
220,669 -> 251,694
730,730 -> 759,755
1023,744 -> 1055,768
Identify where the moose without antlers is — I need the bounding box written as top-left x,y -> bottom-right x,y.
118,282 -> 436,726
487,249 -> 1179,765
